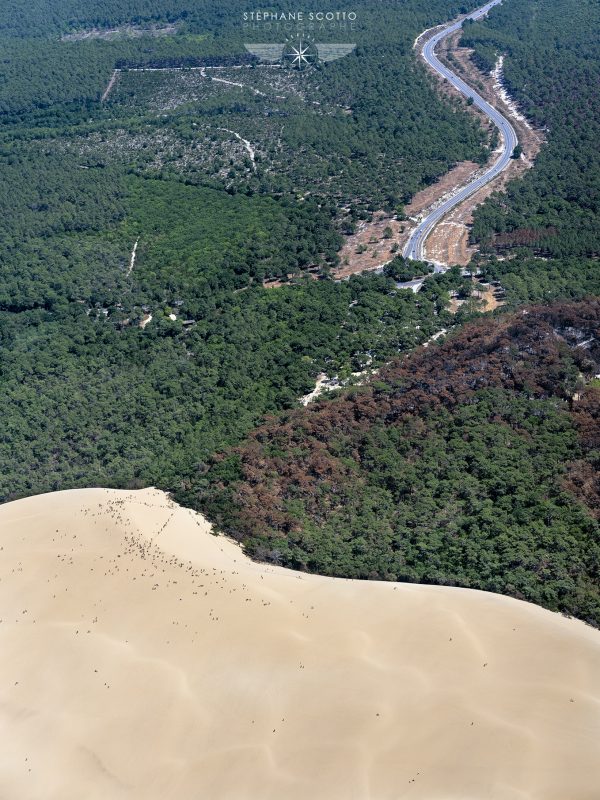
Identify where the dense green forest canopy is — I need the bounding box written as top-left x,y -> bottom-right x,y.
462,0 -> 600,259
0,0 -> 489,211
0,0 -> 495,505
0,0 -> 240,37
0,271 -> 467,501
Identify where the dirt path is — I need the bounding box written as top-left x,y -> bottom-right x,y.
102,64 -> 275,97
127,239 -> 139,276
217,128 -> 257,170
101,69 -> 119,102
201,67 -> 267,97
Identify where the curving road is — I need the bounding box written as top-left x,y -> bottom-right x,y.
404,0 -> 517,263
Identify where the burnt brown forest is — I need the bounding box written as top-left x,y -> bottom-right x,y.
184,300 -> 600,626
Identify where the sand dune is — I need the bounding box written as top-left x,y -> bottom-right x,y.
1,488 -> 599,799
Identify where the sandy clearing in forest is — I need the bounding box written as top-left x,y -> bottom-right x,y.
1,487 -> 599,799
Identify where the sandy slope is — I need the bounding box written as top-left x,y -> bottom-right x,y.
1,488 -> 599,799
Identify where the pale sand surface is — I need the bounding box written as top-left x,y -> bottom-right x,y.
1,488 -> 599,799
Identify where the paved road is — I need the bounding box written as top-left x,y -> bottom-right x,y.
404,0 -> 517,262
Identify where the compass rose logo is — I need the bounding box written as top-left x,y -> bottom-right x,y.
282,37 -> 318,70
244,39 -> 356,72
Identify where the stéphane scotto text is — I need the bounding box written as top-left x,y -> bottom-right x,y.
242,11 -> 357,22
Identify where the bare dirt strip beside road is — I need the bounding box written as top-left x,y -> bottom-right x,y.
425,33 -> 544,265
334,161 -> 480,279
